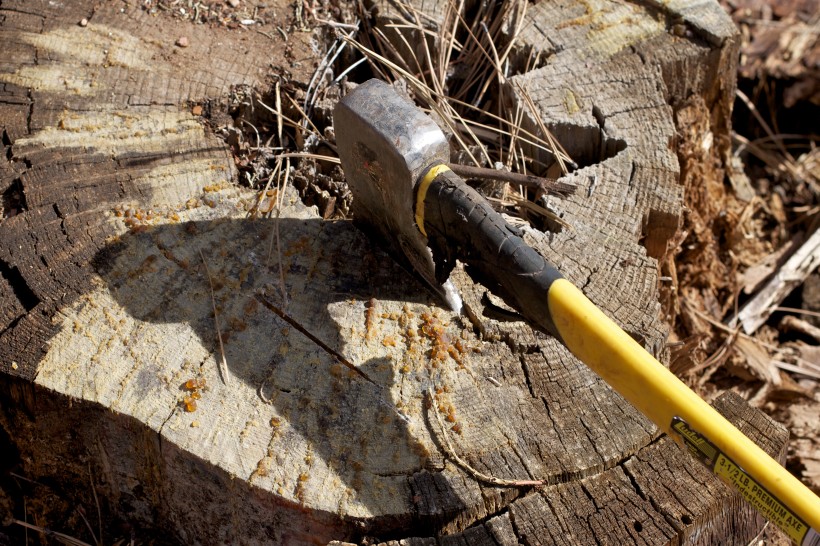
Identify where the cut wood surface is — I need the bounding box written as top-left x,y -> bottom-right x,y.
0,1 -> 791,544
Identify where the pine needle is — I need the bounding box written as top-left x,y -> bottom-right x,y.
344,0 -> 575,224
13,520 -> 93,546
199,250 -> 231,385
268,158 -> 290,308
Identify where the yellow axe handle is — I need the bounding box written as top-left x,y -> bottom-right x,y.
415,163 -> 819,541
549,278 -> 820,545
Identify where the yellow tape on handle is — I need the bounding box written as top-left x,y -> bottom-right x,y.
415,164 -> 451,237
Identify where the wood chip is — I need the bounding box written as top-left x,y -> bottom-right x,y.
732,228 -> 820,334
733,335 -> 781,386
780,315 -> 820,343
739,233 -> 801,295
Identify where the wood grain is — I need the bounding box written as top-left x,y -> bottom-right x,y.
0,0 -> 791,544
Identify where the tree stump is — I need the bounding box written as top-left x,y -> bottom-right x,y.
0,1 -> 790,544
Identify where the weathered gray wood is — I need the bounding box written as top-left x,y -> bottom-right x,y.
430,392 -> 787,546
0,0 -> 792,545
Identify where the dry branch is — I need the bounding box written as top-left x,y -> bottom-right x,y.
446,163 -> 575,197
732,228 -> 820,334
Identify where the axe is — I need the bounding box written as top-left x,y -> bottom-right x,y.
334,79 -> 820,543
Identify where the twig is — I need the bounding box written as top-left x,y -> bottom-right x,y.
476,21 -> 505,104
254,29 -> 279,41
446,97 -> 562,157
268,158 -> 290,307
447,0 -> 511,106
255,94 -> 305,134
686,302 -> 820,387
283,93 -> 322,136
371,26 -> 415,74
75,505 -> 97,546
506,99 -> 525,172
773,361 -> 820,381
275,80 -> 283,148
199,250 -> 231,385
391,26 -> 428,79
240,119 -> 261,150
736,89 -> 792,160
424,390 -> 545,487
780,315 -> 820,343
305,29 -> 356,122
487,193 -> 572,229
302,38 -> 346,120
9,471 -> 43,485
273,152 -> 340,163
409,0 -> 442,97
383,23 -> 462,50
342,36 -> 483,167
332,56 -> 368,84
774,306 -> 820,319
311,17 -> 359,29
732,132 -> 811,186
345,34 -> 561,162
515,83 -> 576,173
254,294 -> 410,423
366,28 -> 402,80
249,158 -> 281,218
448,163 -> 575,197
450,115 -> 556,166
13,520 -> 93,546
439,100 -> 491,166
691,303 -> 820,370
89,462 -> 102,546
389,9 -> 490,166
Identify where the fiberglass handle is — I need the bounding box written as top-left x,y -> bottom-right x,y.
416,164 -> 820,545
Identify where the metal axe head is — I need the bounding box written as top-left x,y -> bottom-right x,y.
334,79 -> 461,310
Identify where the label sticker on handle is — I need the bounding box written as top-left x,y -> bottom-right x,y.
670,417 -> 818,546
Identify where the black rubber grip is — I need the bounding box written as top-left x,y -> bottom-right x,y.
420,168 -> 564,338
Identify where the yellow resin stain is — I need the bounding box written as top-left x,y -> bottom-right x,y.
15,110 -> 205,157
563,88 -> 581,115
3,65 -> 100,96
17,24 -> 153,69
132,159 -> 236,208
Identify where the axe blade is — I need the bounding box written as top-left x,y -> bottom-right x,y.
334,79 -> 460,309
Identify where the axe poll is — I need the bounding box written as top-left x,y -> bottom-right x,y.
334,78 -> 820,544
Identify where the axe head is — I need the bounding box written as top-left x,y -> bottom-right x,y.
335,79 -> 461,310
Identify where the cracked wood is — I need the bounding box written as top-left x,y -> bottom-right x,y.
0,0 -> 790,544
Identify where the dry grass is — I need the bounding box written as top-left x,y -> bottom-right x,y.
227,0 -> 578,224
340,0 -> 574,224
